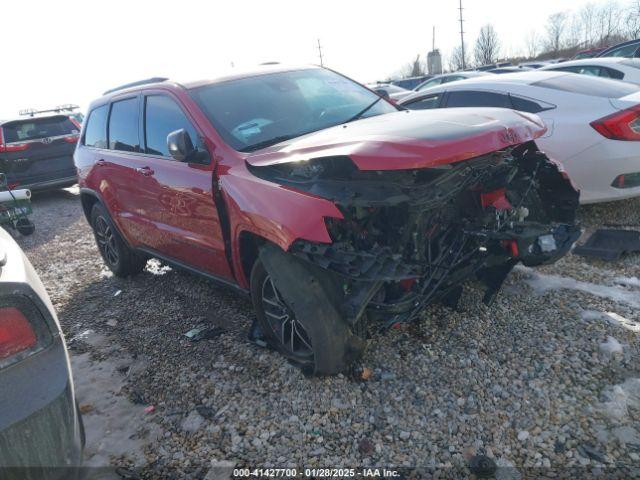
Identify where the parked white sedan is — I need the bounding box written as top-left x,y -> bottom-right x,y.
399,71 -> 640,204
540,58 -> 640,85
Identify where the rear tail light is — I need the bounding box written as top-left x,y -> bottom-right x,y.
0,307 -> 37,360
0,296 -> 52,367
63,135 -> 79,144
590,105 -> 640,141
0,128 -> 29,152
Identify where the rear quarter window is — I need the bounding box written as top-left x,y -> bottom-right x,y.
2,116 -> 77,143
533,74 -> 639,98
83,105 -> 109,148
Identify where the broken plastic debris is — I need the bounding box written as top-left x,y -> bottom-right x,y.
195,405 -> 216,419
577,444 -> 607,464
114,290 -> 122,297
468,455 -> 497,478
184,326 -> 224,341
143,405 -> 155,414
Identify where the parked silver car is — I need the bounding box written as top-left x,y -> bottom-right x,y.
0,226 -> 84,479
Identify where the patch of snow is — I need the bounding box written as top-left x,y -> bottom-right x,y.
71,350 -> 159,467
146,259 -> 172,276
99,267 -> 113,279
599,378 -> 640,421
614,276 -> 640,289
581,310 -> 603,321
604,312 -> 640,333
599,336 -> 623,356
517,266 -> 640,309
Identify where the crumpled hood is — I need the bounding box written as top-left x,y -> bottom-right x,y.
245,108 -> 547,171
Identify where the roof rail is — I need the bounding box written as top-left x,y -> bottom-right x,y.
19,104 -> 80,117
103,77 -> 169,96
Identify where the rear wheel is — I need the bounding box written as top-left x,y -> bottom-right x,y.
251,246 -> 366,375
90,203 -> 147,277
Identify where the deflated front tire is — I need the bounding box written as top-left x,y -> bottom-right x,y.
251,244 -> 367,375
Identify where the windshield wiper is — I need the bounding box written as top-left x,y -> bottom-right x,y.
241,135 -> 297,153
344,97 -> 383,124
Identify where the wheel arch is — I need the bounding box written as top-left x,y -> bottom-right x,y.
79,188 -> 100,224
235,230 -> 275,289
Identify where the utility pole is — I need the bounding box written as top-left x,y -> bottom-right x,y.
458,0 -> 466,70
317,39 -> 324,67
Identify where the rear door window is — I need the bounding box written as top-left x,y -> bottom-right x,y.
108,97 -> 140,152
534,74 -> 639,97
144,95 -> 199,157
445,90 -> 512,108
83,105 -> 109,148
403,94 -> 442,110
2,116 -> 77,143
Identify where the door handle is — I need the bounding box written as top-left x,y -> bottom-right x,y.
136,166 -> 154,176
96,159 -> 106,166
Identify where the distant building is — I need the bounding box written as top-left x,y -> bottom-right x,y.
427,49 -> 442,75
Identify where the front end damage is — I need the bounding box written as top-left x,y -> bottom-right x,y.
249,141 -> 580,331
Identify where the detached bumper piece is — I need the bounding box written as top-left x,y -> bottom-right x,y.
573,229 -> 640,261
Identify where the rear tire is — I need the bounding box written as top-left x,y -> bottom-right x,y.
90,203 -> 147,277
15,218 -> 35,236
251,246 -> 366,375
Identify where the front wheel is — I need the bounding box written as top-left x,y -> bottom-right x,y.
251,246 -> 366,375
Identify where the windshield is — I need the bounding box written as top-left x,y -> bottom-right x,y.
189,68 -> 397,152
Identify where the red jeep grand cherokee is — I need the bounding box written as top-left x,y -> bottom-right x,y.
75,65 -> 579,374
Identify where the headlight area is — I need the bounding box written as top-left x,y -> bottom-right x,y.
256,144 -> 580,329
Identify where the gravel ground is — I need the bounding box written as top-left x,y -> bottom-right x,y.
9,187 -> 640,479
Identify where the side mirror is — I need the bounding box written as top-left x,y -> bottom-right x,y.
167,129 -> 195,162
376,89 -> 390,99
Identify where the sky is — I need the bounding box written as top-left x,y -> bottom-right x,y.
0,0 -> 601,118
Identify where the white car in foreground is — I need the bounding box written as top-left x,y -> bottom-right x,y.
399,71 -> 640,204
540,58 -> 640,85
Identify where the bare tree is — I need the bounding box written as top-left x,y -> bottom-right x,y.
624,0 -> 640,39
474,24 -> 501,66
399,55 -> 425,78
449,45 -> 470,71
579,3 -> 598,46
566,15 -> 584,48
595,1 -> 621,46
524,29 -> 541,58
545,11 -> 569,54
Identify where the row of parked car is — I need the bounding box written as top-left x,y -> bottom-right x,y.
368,44 -> 640,205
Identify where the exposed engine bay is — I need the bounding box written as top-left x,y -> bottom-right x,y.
249,141 -> 580,329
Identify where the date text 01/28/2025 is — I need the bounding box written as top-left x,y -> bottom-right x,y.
232,468 -> 401,477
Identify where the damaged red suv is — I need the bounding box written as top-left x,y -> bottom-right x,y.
75,65 -> 580,374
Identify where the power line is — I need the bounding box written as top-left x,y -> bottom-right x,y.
317,39 -> 324,67
458,0 -> 466,69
